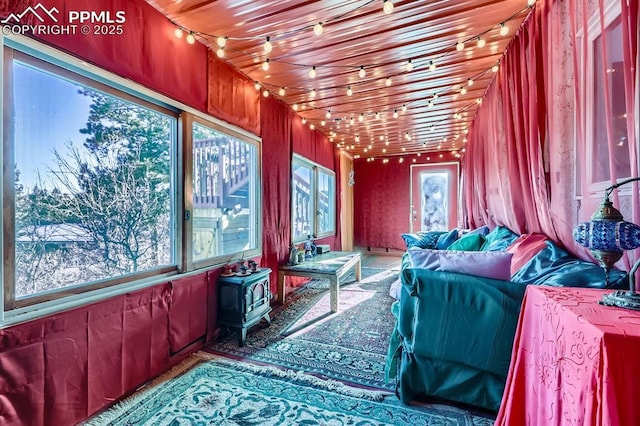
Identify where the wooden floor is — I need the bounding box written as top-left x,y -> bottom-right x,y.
360,252 -> 403,270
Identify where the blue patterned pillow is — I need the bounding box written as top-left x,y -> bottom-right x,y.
401,231 -> 445,249
436,229 -> 460,249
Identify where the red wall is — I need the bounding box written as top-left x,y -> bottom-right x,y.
353,153 -> 461,251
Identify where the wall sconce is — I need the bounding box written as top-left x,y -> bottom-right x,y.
573,177 -> 640,309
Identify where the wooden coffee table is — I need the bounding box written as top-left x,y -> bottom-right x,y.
277,251 -> 362,313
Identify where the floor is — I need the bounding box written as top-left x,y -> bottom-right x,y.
360,252 -> 403,269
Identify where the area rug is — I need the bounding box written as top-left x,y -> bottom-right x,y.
208,267 -> 400,390
84,352 -> 494,425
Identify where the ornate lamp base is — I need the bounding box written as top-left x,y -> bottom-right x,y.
600,290 -> 640,311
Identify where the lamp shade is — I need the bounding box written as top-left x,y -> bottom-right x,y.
573,220 -> 640,252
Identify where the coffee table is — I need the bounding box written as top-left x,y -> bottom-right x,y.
277,251 -> 361,313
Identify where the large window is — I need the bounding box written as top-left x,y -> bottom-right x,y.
1,38 -> 262,318
291,156 -> 335,242
585,2 -> 632,189
190,119 -> 259,264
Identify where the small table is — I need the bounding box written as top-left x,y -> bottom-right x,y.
277,251 -> 361,313
496,285 -> 640,426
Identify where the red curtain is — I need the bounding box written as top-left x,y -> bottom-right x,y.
208,54 -> 261,135
464,0 -> 639,269
260,96 -> 293,290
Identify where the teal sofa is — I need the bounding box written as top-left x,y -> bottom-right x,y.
385,226 -> 628,412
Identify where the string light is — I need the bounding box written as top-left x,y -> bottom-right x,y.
262,90 -> 269,97
393,110 -> 399,118
383,0 -> 394,14
429,61 -> 436,71
261,58 -> 270,71
355,135 -> 360,142
310,88 -> 317,97
310,124 -> 315,130
174,28 -> 183,38
375,112 -> 380,119
476,37 -> 486,48
359,113 -> 365,122
254,82 -> 261,90
347,86 -> 353,96
321,120 -> 326,126
309,66 -> 317,78
292,103 -> 299,111
278,87 -> 286,96
359,66 -> 366,78
456,41 -> 465,51
460,87 -> 467,95
301,118 -> 307,124
385,77 -> 392,86
313,22 -> 324,36
325,110 -> 332,119
405,59 -> 413,72
216,47 -> 224,58
499,23 -> 509,36
401,104 -> 407,112
528,0 -> 536,6
186,32 -> 195,44
216,36 -> 227,47
349,117 -> 355,125
467,78 -> 474,86
264,37 -> 273,53
492,62 -> 500,72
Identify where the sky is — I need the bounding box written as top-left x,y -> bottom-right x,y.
14,61 -> 92,188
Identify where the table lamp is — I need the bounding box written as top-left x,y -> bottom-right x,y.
573,177 -> 640,310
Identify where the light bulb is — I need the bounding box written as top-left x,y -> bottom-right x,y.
385,77 -> 392,86
310,124 -> 315,130
254,82 -> 261,91
302,118 -> 306,124
375,112 -> 380,119
321,120 -> 326,126
355,135 -> 360,142
186,33 -> 195,44
428,100 -> 433,108
456,41 -> 465,51
263,90 -> 269,97
492,63 -> 499,72
326,110 -> 331,119
359,66 -> 366,78
264,37 -> 273,53
383,0 -> 394,14
217,36 -> 227,47
347,86 -> 353,96
313,22 -> 324,36
278,87 -> 285,96
309,66 -> 317,78
393,110 -> 398,119
174,28 -> 183,39
477,37 -> 486,48
468,78 -> 474,86
261,59 -> 270,71
528,0 -> 536,6
429,61 -> 436,71
216,48 -> 224,58
433,93 -> 439,100
349,117 -> 355,125
405,59 -> 413,72
401,104 -> 407,112
292,103 -> 299,111
500,23 -> 509,36
359,113 -> 364,122
460,87 -> 467,95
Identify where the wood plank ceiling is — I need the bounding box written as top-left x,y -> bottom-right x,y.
147,0 -> 534,160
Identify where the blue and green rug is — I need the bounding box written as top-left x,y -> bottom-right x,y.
85,353 -> 493,425
208,267 -> 400,390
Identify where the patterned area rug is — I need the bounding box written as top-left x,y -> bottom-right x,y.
84,353 -> 494,425
208,267 -> 399,390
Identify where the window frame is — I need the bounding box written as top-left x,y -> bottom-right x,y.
291,154 -> 336,243
183,113 -> 262,272
0,34 -> 262,326
583,0 -> 632,195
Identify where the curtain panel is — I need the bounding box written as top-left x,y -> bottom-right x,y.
464,0 -> 638,269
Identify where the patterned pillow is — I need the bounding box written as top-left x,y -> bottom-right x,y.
436,229 -> 460,249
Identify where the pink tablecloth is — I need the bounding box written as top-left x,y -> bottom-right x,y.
496,285 -> 640,426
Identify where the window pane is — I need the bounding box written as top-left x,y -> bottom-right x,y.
317,170 -> 335,235
13,61 -> 174,298
591,16 -> 630,183
292,160 -> 314,241
192,122 -> 257,260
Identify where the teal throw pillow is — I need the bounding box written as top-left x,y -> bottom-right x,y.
436,229 -> 460,249
447,233 -> 485,251
401,231 -> 445,249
